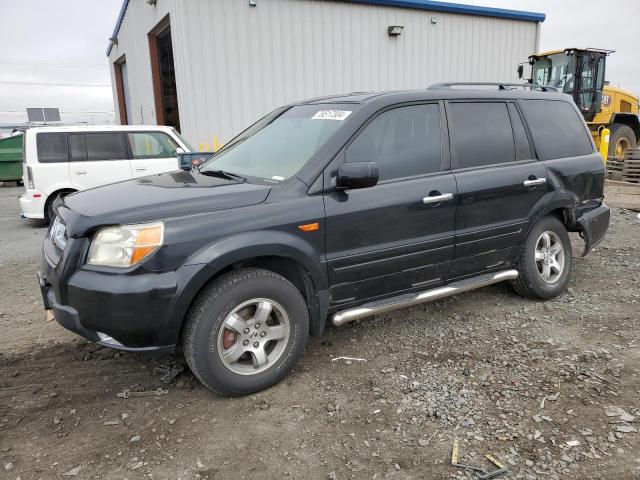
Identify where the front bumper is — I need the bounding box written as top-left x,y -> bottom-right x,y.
40,233 -> 207,353
20,191 -> 46,219
39,272 -> 176,353
577,201 -> 610,256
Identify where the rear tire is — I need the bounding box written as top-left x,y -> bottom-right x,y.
512,216 -> 572,300
608,124 -> 637,161
183,268 -> 309,396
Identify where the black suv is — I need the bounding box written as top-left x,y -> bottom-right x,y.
41,85 -> 610,396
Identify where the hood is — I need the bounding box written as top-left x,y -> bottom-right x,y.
60,171 -> 271,236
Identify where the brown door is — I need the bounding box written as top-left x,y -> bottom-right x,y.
148,15 -> 180,131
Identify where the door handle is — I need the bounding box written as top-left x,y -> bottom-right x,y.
75,170 -> 87,175
422,193 -> 454,204
135,167 -> 147,172
523,178 -> 546,187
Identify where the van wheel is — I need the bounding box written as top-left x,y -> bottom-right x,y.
183,268 -> 309,396
512,216 -> 572,300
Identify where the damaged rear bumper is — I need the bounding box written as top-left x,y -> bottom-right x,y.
577,202 -> 610,256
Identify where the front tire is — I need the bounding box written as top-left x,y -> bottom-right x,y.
183,268 -> 309,396
512,216 -> 572,300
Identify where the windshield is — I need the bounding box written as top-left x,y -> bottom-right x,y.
171,128 -> 196,152
532,53 -> 576,93
199,104 -> 357,182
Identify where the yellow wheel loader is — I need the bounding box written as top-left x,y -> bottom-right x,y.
520,48 -> 639,160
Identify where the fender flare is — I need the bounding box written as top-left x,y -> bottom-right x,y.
171,230 -> 330,339
186,230 -> 327,289
610,113 -> 640,138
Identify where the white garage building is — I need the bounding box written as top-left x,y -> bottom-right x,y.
107,0 -> 545,149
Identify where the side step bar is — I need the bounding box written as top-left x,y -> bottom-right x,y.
331,269 -> 518,326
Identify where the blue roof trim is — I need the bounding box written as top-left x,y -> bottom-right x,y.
106,0 -> 130,56
348,0 -> 545,22
106,0 -> 544,56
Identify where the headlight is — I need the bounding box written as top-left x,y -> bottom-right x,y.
87,222 -> 164,268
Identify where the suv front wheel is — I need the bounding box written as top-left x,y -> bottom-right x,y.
183,268 -> 309,396
512,215 -> 572,300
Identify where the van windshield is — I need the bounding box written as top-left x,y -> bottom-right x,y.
170,128 -> 195,152
199,104 -> 357,182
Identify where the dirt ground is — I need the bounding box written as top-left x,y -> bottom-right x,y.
1,184 -> 639,480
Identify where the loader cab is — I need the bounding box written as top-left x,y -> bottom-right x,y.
526,48 -> 608,121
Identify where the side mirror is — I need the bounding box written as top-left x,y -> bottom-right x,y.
517,65 -> 524,79
336,162 -> 379,190
176,147 -> 185,155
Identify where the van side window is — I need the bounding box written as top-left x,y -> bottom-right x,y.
345,104 -> 442,181
36,133 -> 68,163
449,102 -> 515,168
519,100 -> 593,160
68,134 -> 87,162
84,133 -> 128,161
127,132 -> 178,159
508,103 -> 533,160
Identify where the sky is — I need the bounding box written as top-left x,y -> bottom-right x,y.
462,0 -> 640,96
0,0 -> 122,126
0,0 -> 639,125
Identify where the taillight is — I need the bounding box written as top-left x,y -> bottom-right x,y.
27,166 -> 34,189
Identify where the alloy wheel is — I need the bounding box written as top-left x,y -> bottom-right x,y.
216,298 -> 290,375
534,230 -> 565,284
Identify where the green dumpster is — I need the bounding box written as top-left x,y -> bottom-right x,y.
0,133 -> 24,182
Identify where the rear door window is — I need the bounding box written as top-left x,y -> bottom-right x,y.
84,133 -> 128,161
519,100 -> 593,160
127,132 -> 178,159
345,104 -> 442,181
449,102 -> 515,168
36,133 -> 68,163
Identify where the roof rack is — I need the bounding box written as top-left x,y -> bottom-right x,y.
428,82 -> 558,92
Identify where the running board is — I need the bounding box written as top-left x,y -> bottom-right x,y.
331,269 -> 518,326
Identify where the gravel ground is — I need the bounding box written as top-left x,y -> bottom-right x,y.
1,184 -> 639,480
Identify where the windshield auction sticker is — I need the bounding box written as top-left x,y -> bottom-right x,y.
311,110 -> 352,121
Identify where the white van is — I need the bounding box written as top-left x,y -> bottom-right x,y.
19,125 -> 192,220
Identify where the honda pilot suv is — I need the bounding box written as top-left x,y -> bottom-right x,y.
40,85 -> 610,396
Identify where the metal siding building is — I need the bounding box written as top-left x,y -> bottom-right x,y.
107,0 -> 544,148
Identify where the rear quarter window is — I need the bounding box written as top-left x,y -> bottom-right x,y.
520,100 -> 593,160
36,132 -> 68,163
84,132 -> 128,161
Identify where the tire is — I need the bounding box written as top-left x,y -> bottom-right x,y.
512,215 -> 572,300
183,268 -> 309,396
608,124 -> 637,161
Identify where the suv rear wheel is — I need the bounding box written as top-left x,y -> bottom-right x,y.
512,215 -> 572,300
183,268 -> 309,396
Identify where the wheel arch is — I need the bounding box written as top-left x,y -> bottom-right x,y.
529,201 -> 599,258
44,187 -> 77,219
536,203 -> 578,231
174,234 -> 330,344
610,115 -> 640,140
